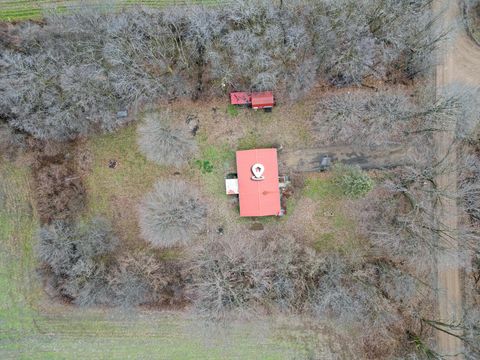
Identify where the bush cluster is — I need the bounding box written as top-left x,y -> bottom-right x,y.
37,218 -> 119,305
0,0 -> 440,140
190,234 -> 322,316
38,217 -> 186,306
189,233 -> 423,357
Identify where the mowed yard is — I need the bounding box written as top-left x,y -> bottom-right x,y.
0,0 -> 227,21
0,97 -> 364,359
78,97 -> 360,254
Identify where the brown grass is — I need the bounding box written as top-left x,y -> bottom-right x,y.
74,93 -> 364,260
28,140 -> 86,224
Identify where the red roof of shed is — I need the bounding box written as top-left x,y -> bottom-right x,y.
251,91 -> 274,108
236,149 -> 281,217
230,92 -> 250,105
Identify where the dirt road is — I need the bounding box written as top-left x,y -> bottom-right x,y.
279,144 -> 414,172
434,0 -> 480,358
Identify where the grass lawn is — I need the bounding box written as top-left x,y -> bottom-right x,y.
290,173 -> 366,255
0,161 -> 40,343
80,124 -> 170,245
0,0 -> 228,21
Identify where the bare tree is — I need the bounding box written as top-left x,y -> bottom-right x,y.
0,123 -> 26,161
312,84 -> 474,149
312,90 -> 417,147
37,217 -> 118,305
0,1 -> 442,140
189,233 -> 321,317
108,251 -> 186,307
139,180 -> 207,248
137,111 -> 197,167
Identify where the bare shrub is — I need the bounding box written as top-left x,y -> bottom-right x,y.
0,7 -> 179,140
312,90 -> 416,147
34,162 -> 86,224
190,231 -> 426,357
356,141 -> 480,271
108,251 -> 186,307
0,123 -> 26,161
189,234 -> 321,317
37,217 -> 188,307
458,149 -> 480,223
463,253 -> 480,359
314,1 -> 377,86
312,86 -> 470,149
464,304 -> 480,359
139,180 -> 207,248
446,85 -> 480,141
37,217 -> 118,305
31,142 -> 86,224
356,179 -> 440,273
137,111 -> 197,167
310,254 -> 430,359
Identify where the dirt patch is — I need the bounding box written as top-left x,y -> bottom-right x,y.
29,140 -> 86,224
280,144 -> 415,172
162,95 -> 317,153
433,0 -> 480,356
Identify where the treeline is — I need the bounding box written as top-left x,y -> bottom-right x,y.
0,0 -> 441,140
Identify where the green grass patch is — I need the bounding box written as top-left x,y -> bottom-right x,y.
238,130 -> 261,150
0,160 -> 40,342
199,142 -> 235,168
195,159 -> 214,174
226,104 -> 239,117
300,174 -> 361,254
313,233 -> 335,251
303,166 -> 373,202
82,124 -> 167,242
302,176 -> 342,200
0,1 -> 228,21
237,129 -> 278,151
194,132 -> 235,198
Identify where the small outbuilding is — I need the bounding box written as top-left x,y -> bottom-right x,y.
228,148 -> 281,217
250,92 -> 274,110
230,92 -> 251,106
229,91 -> 275,110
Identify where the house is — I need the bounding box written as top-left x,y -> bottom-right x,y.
225,148 -> 281,217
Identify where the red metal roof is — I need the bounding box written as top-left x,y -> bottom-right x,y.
251,91 -> 274,109
236,149 -> 281,217
230,92 -> 250,105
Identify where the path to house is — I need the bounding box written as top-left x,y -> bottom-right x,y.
433,0 -> 480,358
279,144 -> 414,172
